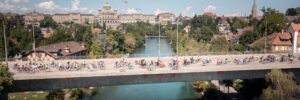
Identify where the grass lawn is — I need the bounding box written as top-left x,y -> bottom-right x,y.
9,91 -> 48,100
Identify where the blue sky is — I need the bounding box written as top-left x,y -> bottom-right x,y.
0,0 -> 300,16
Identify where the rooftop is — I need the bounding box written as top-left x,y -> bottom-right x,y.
35,41 -> 86,57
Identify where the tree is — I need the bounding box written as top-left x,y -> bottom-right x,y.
222,80 -> 233,95
124,33 -> 137,53
89,40 -> 104,58
190,27 -> 213,42
210,36 -> 229,52
0,64 -> 13,96
46,90 -> 65,100
297,7 -> 300,16
192,81 -> 216,95
40,16 -> 57,28
286,8 -> 298,16
236,79 -> 268,99
82,29 -> 93,49
261,7 -> 277,17
229,17 -> 246,32
261,69 -> 300,100
239,30 -> 261,47
258,8 -> 287,35
102,22 -> 106,30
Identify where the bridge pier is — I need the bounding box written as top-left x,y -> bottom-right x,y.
0,92 -> 8,100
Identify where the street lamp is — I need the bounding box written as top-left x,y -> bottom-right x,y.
31,19 -> 38,56
264,21 -> 267,53
158,22 -> 161,57
2,16 -> 8,66
176,18 -> 179,57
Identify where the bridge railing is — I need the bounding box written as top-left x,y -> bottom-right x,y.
0,51 -> 292,62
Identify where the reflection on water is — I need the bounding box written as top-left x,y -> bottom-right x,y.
91,38 -> 198,100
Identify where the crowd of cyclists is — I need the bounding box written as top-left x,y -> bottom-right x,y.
10,53 -> 300,74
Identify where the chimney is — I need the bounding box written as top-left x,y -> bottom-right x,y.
64,47 -> 71,53
80,43 -> 85,48
281,29 -> 284,34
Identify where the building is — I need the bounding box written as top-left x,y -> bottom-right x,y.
80,14 -> 95,24
202,12 -> 216,17
176,14 -> 191,25
41,28 -> 54,38
288,23 -> 300,53
96,1 -> 120,29
52,13 -> 94,24
236,26 -> 254,35
119,14 -> 156,24
249,32 -> 293,52
249,23 -> 300,53
157,13 -> 176,25
251,0 -> 257,18
184,25 -> 191,34
23,11 -> 45,27
218,17 -> 231,34
3,12 -> 18,19
26,41 -> 86,61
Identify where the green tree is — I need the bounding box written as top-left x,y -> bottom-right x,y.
41,28 -> 73,45
210,36 -> 229,52
286,8 -> 298,16
0,64 -> 13,95
261,69 -> 300,100
190,27 -> 213,42
261,7 -> 277,17
222,80 -> 233,95
89,40 -> 104,58
124,33 -> 137,53
192,81 -> 216,95
46,90 -> 65,100
82,29 -> 93,49
239,30 -> 261,47
258,8 -> 287,35
297,7 -> 300,16
236,79 -> 268,99
229,17 -> 246,32
40,16 -> 57,28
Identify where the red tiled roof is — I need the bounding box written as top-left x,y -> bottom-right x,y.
249,32 -> 293,47
36,41 -> 86,56
278,32 -> 291,40
202,12 -> 215,17
291,23 -> 300,32
270,32 -> 292,46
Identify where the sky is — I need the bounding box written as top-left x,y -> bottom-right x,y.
0,0 -> 300,17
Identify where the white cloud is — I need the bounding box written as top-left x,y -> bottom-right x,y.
71,0 -> 88,12
224,12 -> 241,17
0,2 -> 14,9
88,9 -> 97,14
0,0 -> 31,13
37,1 -> 59,10
20,7 -> 28,11
185,6 -> 192,12
183,6 -> 192,16
204,5 -> 217,12
155,8 -> 166,15
11,0 -> 29,3
127,8 -> 142,14
71,0 -> 80,11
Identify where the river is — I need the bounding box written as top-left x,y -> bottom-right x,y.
91,37 -> 198,100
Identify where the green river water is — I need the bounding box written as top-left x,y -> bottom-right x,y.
91,37 -> 198,100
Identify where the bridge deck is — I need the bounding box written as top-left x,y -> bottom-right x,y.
7,53 -> 300,92
12,62 -> 300,80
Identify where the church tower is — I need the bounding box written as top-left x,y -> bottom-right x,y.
251,0 -> 257,18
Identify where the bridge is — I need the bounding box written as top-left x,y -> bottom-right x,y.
5,53 -> 300,93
